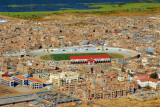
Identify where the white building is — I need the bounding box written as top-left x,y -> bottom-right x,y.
156,71 -> 160,79
61,71 -> 79,84
126,69 -> 135,74
47,71 -> 79,85
137,78 -> 160,89
0,18 -> 9,22
118,75 -> 125,82
142,57 -> 148,66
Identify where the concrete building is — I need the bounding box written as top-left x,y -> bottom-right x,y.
27,78 -> 43,89
0,77 -> 14,87
0,18 -> 9,23
118,75 -> 125,82
12,75 -> 28,86
137,78 -> 160,89
47,71 -> 79,85
156,82 -> 160,91
47,73 -> 60,85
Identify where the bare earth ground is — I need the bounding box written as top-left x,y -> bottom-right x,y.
67,98 -> 160,107
0,15 -> 19,21
0,84 -> 48,97
40,10 -> 157,21
0,85 -> 20,97
41,13 -> 103,21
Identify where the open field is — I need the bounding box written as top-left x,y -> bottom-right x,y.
67,98 -> 160,107
0,85 -> 50,97
40,53 -> 124,61
1,2 -> 160,20
0,85 -> 20,97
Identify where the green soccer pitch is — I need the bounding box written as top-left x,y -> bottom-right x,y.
40,52 -> 124,61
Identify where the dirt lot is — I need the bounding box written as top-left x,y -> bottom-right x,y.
67,98 -> 160,107
0,85 -> 20,97
0,84 -> 48,97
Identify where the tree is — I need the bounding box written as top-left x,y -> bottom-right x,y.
144,85 -> 151,90
150,72 -> 158,79
121,67 -> 125,72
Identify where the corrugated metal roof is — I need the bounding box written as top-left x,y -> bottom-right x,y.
0,94 -> 38,105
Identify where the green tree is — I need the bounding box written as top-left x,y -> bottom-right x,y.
145,85 -> 151,90
121,67 -> 125,72
150,72 -> 158,79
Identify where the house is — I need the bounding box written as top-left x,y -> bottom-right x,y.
108,74 -> 116,81
156,83 -> 160,91
137,77 -> 159,89
156,71 -> 160,79
118,75 -> 125,82
138,74 -> 150,79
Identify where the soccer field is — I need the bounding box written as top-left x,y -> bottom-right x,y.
40,53 -> 124,61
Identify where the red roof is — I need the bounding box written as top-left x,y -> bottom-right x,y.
139,77 -> 158,83
70,55 -> 110,60
108,74 -> 116,78
28,78 -> 42,83
14,75 -> 27,80
138,74 -> 150,78
134,83 -> 139,89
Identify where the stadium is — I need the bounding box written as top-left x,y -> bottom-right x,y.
5,45 -> 140,64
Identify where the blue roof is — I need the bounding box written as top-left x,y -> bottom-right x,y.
146,48 -> 154,52
92,42 -> 96,44
132,37 -> 137,39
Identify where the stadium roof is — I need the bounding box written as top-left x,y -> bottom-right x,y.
70,55 -> 110,60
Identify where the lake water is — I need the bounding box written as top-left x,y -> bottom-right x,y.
0,0 -> 149,12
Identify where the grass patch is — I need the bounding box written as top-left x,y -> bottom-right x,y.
108,53 -> 124,59
8,4 -> 36,8
40,53 -> 124,61
40,55 -> 53,60
66,22 -> 97,26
